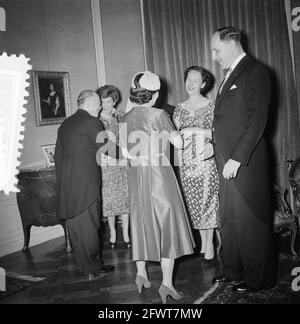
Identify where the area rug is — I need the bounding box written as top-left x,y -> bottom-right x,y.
0,272 -> 46,300
194,254 -> 300,304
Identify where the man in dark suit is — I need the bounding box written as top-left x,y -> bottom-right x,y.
210,27 -> 277,292
55,90 -> 115,279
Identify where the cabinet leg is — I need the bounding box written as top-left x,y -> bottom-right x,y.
62,221 -> 72,253
22,224 -> 32,252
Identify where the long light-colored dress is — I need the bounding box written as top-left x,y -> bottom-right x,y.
173,101 -> 219,229
100,110 -> 129,217
121,106 -> 195,262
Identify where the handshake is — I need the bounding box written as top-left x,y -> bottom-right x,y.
180,127 -> 214,161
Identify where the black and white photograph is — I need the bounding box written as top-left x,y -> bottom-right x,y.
0,0 -> 300,311
40,144 -> 55,167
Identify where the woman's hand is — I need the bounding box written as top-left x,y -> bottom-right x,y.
180,127 -> 212,139
169,132 -> 183,149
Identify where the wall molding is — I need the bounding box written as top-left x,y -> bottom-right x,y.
0,226 -> 64,258
90,0 -> 107,86
139,0 -> 147,70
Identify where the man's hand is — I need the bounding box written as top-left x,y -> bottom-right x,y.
203,143 -> 214,160
222,159 -> 241,180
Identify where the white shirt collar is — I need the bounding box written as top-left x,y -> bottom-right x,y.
229,52 -> 246,73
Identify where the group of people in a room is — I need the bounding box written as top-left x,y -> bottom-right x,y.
54,26 -> 277,304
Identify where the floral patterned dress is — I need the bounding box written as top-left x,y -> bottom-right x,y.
173,101 -> 219,229
100,110 -> 129,217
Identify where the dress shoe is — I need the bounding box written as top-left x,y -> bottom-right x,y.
203,258 -> 216,266
195,253 -> 205,259
109,241 -> 117,249
203,253 -> 215,264
212,275 -> 242,285
232,282 -> 258,293
88,273 -> 102,280
135,275 -> 151,293
158,284 -> 183,304
97,265 -> 115,273
212,275 -> 230,284
123,241 -> 131,249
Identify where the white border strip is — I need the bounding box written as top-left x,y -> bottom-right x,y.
91,0 -> 107,86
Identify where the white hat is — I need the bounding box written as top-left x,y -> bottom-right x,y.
131,71 -> 161,91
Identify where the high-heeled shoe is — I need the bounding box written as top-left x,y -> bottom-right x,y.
109,241 -> 116,249
124,241 -> 131,249
135,275 -> 151,293
195,252 -> 205,259
158,284 -> 183,304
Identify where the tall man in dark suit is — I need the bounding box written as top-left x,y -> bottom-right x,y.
210,27 -> 277,292
55,90 -> 115,279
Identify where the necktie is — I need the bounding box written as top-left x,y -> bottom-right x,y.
219,68 -> 232,94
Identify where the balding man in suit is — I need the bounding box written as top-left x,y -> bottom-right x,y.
55,90 -> 116,279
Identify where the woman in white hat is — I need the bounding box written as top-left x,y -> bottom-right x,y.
120,71 -> 195,304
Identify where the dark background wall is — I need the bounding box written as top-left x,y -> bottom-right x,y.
100,0 -> 145,110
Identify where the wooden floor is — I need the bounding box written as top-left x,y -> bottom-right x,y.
0,223 -> 299,304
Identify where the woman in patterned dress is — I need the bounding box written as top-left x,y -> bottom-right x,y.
173,66 -> 219,261
96,85 -> 130,249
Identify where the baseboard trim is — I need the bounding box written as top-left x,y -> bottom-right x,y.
0,226 -> 64,257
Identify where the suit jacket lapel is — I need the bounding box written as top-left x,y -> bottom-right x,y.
216,55 -> 252,107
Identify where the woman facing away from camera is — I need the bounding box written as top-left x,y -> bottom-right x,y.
96,85 -> 131,249
173,66 -> 219,262
120,71 -> 195,304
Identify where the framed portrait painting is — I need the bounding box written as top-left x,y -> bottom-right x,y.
32,71 -> 71,126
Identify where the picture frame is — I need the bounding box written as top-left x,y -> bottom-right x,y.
32,71 -> 71,126
41,144 -> 56,167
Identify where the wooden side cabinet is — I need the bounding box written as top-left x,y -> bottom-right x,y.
16,167 -> 72,253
